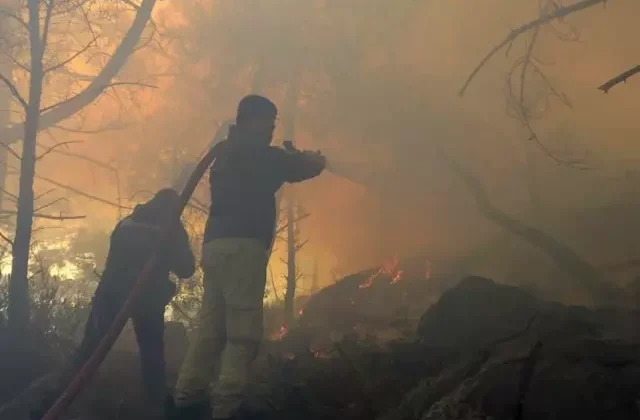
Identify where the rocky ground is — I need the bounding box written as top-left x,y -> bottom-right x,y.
1,261 -> 639,420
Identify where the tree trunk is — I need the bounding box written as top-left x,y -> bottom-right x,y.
310,258 -> 319,295
438,148 -> 622,305
8,0 -> 45,333
284,188 -> 296,325
0,0 -> 157,146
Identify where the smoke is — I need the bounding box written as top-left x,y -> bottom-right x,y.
28,0 -> 640,290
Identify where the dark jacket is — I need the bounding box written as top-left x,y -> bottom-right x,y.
204,135 -> 324,248
97,208 -> 195,304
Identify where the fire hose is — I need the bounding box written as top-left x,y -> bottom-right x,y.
40,146 -> 219,420
40,140 -> 349,420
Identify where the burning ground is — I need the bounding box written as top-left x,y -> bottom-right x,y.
1,256 -> 639,420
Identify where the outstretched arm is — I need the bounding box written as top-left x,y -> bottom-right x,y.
276,144 -> 326,183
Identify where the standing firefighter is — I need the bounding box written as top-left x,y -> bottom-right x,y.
171,95 -> 326,419
32,188 -> 195,420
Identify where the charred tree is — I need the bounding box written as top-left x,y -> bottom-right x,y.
4,0 -> 157,332
438,148 -> 622,305
0,0 -> 157,146
282,75 -> 299,325
8,0 -> 47,333
284,189 -> 296,325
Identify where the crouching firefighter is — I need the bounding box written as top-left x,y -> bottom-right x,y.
31,188 -> 196,420
169,95 -> 326,419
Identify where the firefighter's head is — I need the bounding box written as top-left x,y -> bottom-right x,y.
234,95 -> 278,146
133,188 -> 181,224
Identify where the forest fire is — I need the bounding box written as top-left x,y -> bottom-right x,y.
359,255 -> 402,289
271,324 -> 289,341
391,270 -> 404,284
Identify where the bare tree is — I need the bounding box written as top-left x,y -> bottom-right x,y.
458,0 -> 640,170
282,190 -> 308,325
2,0 -> 157,333
437,145 -> 623,305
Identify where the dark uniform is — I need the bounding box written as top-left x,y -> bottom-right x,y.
32,189 -> 195,420
173,95 -> 325,419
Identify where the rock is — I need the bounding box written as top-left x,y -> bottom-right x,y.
417,276 -> 545,350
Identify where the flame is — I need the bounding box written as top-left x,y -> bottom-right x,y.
298,307 -> 304,317
391,269 -> 404,284
359,255 -> 403,288
271,324 -> 289,341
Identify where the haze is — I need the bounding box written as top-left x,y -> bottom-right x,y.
2,0 -> 639,299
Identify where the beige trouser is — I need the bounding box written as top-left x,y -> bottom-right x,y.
174,238 -> 267,418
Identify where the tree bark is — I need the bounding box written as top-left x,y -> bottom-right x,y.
0,0 -> 157,146
438,148 -> 622,305
7,0 -> 157,331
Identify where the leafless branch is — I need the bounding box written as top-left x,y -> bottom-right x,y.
0,73 -> 28,109
1,52 -> 30,74
40,0 -> 56,54
43,36 -> 98,75
275,212 -> 311,235
0,142 -> 21,161
34,197 -> 67,213
459,0 -> 607,96
52,121 -> 131,134
0,229 -> 13,246
32,172 -> 130,210
598,64 -> 640,93
33,212 -> 85,220
34,188 -> 56,202
36,140 -> 82,161
0,188 -> 18,203
504,24 -> 588,169
39,81 -> 158,113
0,209 -> 85,220
0,7 -> 29,31
295,239 -> 308,251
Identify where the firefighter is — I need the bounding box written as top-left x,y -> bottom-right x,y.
32,188 -> 195,420
171,95 -> 326,419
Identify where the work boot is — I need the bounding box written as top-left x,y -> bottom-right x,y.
165,396 -> 210,420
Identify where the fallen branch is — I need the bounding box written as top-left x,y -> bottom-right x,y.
460,0 -> 607,96
598,64 -> 640,93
